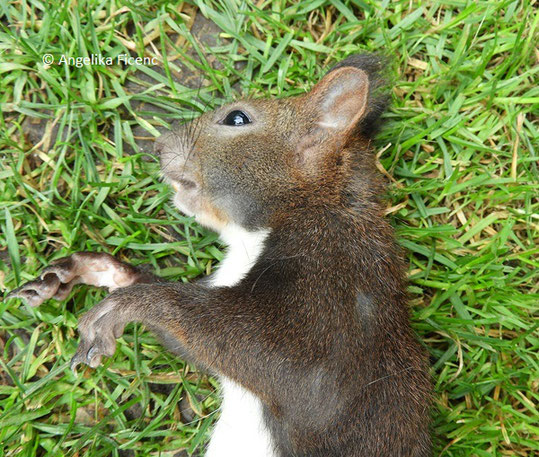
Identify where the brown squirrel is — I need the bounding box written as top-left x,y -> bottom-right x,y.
7,54 -> 432,457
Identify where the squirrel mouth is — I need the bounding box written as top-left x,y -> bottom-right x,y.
171,178 -> 198,192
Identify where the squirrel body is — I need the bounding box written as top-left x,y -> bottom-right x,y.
8,55 -> 432,456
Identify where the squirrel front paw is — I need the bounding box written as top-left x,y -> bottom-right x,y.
70,296 -> 127,371
69,284 -> 177,371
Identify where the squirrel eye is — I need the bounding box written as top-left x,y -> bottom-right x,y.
222,110 -> 251,126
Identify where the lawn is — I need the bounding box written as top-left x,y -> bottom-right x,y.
0,0 -> 537,456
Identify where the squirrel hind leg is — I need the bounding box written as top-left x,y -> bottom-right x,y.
5,251 -> 156,307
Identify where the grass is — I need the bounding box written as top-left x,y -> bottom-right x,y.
0,0 -> 537,455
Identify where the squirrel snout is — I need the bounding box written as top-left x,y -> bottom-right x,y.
154,131 -> 186,157
153,132 -> 169,157
156,130 -> 198,184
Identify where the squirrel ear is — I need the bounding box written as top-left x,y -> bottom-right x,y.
311,66 -> 369,137
295,67 -> 370,173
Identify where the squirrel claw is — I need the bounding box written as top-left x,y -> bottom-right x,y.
70,343 -> 92,373
5,288 -> 34,306
5,268 -> 75,307
70,343 -> 106,372
70,354 -> 83,373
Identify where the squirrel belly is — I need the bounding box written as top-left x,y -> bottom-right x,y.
206,379 -> 276,457
206,225 -> 276,457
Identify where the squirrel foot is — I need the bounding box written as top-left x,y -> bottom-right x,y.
6,252 -> 142,307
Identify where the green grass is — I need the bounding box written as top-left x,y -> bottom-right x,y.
0,0 -> 537,456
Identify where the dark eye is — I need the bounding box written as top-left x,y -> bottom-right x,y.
222,110 -> 251,126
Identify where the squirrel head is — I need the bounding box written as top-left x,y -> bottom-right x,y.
155,54 -> 388,233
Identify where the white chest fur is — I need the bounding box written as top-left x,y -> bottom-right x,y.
205,224 -> 276,457
209,224 -> 270,288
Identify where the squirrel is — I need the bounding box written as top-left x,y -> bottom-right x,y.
7,54 -> 432,457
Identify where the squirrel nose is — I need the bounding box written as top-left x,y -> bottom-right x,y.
156,130 -> 200,184
153,132 -> 175,157
154,130 -> 194,161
